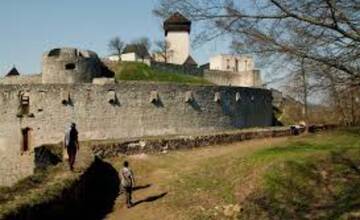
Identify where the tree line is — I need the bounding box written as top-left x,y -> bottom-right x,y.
108,36 -> 173,63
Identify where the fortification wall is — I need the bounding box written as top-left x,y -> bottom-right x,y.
42,48 -> 105,84
151,61 -> 203,76
0,122 -> 34,186
0,75 -> 42,85
0,82 -> 272,145
0,81 -> 272,186
204,70 -> 262,88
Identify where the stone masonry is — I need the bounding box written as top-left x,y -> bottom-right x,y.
0,81 -> 273,186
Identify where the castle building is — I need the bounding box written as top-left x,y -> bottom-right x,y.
163,12 -> 196,65
210,54 -> 255,73
0,46 -> 273,186
42,48 -> 112,84
204,54 -> 263,88
121,44 -> 151,65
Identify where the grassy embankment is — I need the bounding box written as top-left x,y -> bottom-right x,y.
0,144 -> 93,219
111,62 -> 211,85
107,128 -> 360,220
0,165 -> 78,218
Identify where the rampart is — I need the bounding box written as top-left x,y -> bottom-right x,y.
204,70 -> 262,88
0,81 -> 273,186
0,75 -> 42,85
151,61 -> 203,76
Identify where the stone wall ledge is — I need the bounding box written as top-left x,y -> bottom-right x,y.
91,125 -> 337,158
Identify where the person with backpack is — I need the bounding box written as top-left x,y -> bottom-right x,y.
120,161 -> 135,208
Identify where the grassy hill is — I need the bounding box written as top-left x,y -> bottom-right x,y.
2,128 -> 359,219
106,128 -> 360,220
111,62 -> 211,85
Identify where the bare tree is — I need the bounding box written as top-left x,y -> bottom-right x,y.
154,0 -> 360,82
330,83 -> 360,125
108,37 -> 124,61
154,0 -> 360,124
153,40 -> 172,63
132,37 -> 152,51
283,59 -> 309,121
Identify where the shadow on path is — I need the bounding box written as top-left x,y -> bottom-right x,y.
133,184 -> 152,191
5,157 -> 120,220
132,192 -> 168,207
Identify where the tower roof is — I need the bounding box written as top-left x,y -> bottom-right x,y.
6,67 -> 20,77
164,12 -> 191,36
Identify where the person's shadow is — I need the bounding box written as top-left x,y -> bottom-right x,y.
132,192 -> 168,207
133,184 -> 152,191
127,183 -> 168,207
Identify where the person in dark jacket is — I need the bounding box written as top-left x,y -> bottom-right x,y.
64,122 -> 79,171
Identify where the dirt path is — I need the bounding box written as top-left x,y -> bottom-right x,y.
105,137 -> 290,220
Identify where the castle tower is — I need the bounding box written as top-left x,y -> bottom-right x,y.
42,48 -> 103,84
164,12 -> 193,65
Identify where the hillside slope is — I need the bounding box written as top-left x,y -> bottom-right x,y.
105,128 -> 360,220
111,62 -> 210,85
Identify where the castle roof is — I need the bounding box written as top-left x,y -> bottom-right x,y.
183,56 -> 197,66
165,12 -> 190,24
6,67 -> 20,77
164,12 -> 191,35
123,44 -> 151,59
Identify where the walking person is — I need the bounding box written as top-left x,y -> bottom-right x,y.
120,161 -> 135,208
64,122 -> 79,171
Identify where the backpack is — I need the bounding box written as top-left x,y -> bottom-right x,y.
120,167 -> 132,187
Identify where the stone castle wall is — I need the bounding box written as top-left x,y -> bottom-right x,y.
42,48 -> 103,84
204,70 -> 263,88
0,75 -> 42,85
151,61 -> 203,77
0,123 -> 34,186
0,81 -> 273,186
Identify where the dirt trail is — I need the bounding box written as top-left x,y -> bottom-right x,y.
105,137 -> 290,220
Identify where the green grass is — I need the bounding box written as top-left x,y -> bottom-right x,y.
108,128 -> 360,219
113,62 -> 211,85
238,129 -> 360,220
241,129 -> 360,219
5,129 -> 358,219
241,149 -> 360,220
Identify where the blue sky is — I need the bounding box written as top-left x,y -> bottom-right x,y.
0,0 -> 230,75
